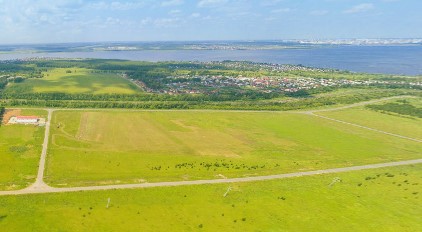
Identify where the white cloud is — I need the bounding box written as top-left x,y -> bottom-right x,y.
88,1 -> 149,10
169,9 -> 182,16
261,0 -> 283,7
343,3 -> 374,14
153,17 -> 182,28
190,13 -> 201,18
271,8 -> 291,13
161,0 -> 184,7
310,10 -> 328,16
197,0 -> 228,8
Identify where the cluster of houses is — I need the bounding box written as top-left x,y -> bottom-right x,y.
147,75 -> 421,95
213,61 -> 331,73
0,75 -> 24,81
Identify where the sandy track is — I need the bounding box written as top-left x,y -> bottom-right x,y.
31,109 -> 54,189
0,159 -> 421,196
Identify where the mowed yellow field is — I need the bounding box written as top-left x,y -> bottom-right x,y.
74,111 -> 252,157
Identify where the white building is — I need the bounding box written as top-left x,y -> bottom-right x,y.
15,116 -> 39,124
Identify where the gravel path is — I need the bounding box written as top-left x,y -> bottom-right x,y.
25,109 -> 54,191
0,159 -> 421,196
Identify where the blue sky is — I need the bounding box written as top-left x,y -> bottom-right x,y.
0,0 -> 420,44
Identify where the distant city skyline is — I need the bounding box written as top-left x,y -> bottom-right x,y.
0,0 -> 421,44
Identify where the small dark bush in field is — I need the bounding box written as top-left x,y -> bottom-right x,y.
0,215 -> 7,221
198,224 -> 203,228
9,146 -> 28,153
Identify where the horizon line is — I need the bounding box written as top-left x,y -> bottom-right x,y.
1,38 -> 422,46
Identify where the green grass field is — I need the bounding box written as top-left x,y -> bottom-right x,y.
317,97 -> 422,140
45,110 -> 422,187
0,109 -> 46,190
5,68 -> 139,94
1,164 -> 421,231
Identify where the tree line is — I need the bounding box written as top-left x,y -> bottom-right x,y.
0,106 -> 5,126
0,90 -> 280,102
2,89 -> 412,111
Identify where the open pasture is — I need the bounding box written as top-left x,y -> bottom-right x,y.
4,68 -> 139,94
317,97 -> 422,140
0,109 -> 46,190
45,110 -> 422,187
1,164 -> 421,231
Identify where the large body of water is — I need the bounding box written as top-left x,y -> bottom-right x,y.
1,45 -> 421,75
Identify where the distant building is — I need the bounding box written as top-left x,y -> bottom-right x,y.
15,116 -> 39,124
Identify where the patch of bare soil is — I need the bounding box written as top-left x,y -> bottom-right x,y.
2,109 -> 21,124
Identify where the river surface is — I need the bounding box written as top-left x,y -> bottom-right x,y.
1,45 -> 421,75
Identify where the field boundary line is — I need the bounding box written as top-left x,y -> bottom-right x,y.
0,159 -> 421,196
309,113 -> 421,143
302,95 -> 421,143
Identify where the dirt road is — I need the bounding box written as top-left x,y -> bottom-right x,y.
31,109 -> 54,190
0,159 -> 421,196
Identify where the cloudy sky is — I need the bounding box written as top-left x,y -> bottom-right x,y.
0,0 -> 420,44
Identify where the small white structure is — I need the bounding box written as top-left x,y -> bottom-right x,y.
9,116 -> 39,124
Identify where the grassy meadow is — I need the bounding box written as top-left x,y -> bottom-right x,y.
1,164 -> 421,231
317,97 -> 422,140
45,110 -> 422,187
0,109 -> 46,190
4,68 -> 139,94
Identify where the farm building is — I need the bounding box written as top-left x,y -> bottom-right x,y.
7,115 -> 45,126
15,116 -> 39,124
